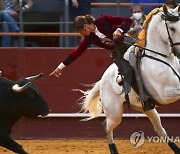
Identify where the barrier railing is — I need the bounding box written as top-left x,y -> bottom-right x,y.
0,32 -> 80,37
0,2 -> 169,47
91,3 -> 164,7
43,113 -> 180,118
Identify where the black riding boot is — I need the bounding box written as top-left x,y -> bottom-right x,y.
129,49 -> 156,111
111,43 -> 156,111
111,43 -> 134,95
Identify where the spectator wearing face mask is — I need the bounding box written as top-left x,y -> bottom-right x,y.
127,4 -> 146,39
130,0 -> 165,13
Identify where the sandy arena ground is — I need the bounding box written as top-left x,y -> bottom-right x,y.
0,139 -> 179,154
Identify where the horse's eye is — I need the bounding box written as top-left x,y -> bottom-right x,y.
169,27 -> 175,32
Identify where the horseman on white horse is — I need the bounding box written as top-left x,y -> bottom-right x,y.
50,13 -> 155,112
80,4 -> 180,154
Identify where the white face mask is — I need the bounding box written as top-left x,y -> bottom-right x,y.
133,12 -> 143,20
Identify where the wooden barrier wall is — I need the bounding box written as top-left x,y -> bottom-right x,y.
0,48 -> 179,139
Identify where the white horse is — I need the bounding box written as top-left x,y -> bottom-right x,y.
80,5 -> 180,154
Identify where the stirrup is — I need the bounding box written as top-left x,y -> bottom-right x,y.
116,74 -> 124,86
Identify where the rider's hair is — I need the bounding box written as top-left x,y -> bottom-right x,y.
73,15 -> 95,32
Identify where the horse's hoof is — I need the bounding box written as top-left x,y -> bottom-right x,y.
168,141 -> 180,154
109,143 -> 119,154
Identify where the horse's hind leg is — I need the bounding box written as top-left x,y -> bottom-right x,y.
101,97 -> 123,154
145,109 -> 180,153
102,118 -> 120,154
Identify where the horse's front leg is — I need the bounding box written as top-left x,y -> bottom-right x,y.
145,109 -> 180,154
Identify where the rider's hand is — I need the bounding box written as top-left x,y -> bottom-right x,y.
49,68 -> 62,78
113,29 -> 122,40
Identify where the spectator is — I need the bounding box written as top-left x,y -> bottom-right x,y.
69,0 -> 91,21
128,4 -> 146,39
130,0 -> 165,13
68,0 -> 91,46
0,0 -> 33,47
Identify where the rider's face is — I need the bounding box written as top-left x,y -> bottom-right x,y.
79,24 -> 93,36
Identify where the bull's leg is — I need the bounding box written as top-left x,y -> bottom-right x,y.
145,109 -> 180,154
0,133 -> 28,154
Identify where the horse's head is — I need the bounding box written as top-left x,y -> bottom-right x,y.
159,5 -> 180,58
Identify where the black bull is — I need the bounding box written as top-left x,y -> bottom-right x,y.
0,73 -> 50,154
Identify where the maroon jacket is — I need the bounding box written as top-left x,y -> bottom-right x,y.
63,15 -> 133,66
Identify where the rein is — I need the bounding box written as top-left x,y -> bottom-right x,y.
141,52 -> 180,82
124,41 -> 168,58
128,42 -> 180,82
133,44 -> 168,58
124,39 -> 180,82
127,42 -> 180,82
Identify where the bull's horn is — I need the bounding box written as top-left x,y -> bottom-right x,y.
12,82 -> 31,93
25,73 -> 43,81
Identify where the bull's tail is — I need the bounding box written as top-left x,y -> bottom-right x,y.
79,81 -> 102,121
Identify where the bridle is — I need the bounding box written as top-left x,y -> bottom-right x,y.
134,6 -> 180,81
161,6 -> 180,58
164,20 -> 180,48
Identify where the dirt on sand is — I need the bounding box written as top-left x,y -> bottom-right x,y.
0,139 -> 179,154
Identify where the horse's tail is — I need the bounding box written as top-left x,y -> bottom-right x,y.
79,81 -> 102,121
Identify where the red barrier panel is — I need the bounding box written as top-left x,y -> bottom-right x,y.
0,48 -> 179,138
0,48 -> 111,113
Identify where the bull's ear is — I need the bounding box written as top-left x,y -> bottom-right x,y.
25,73 -> 43,81
12,82 -> 31,93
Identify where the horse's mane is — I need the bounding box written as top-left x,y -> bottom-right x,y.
135,7 -> 163,47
